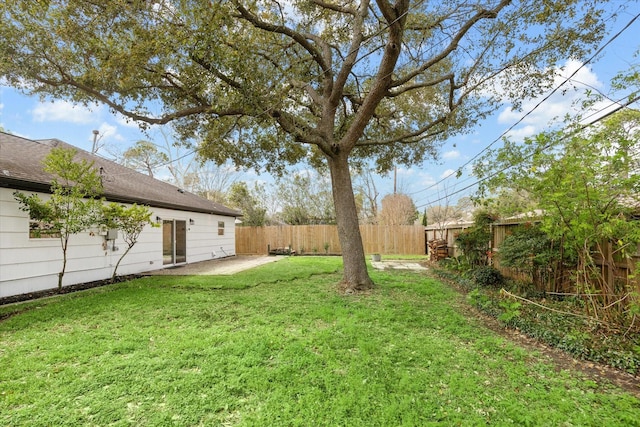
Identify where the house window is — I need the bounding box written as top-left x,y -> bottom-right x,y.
218,221 -> 225,236
29,218 -> 60,239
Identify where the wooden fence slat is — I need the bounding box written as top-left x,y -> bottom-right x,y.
426,221 -> 640,294
235,224 -> 426,255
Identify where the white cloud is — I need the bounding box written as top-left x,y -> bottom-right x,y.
32,100 -> 102,124
439,169 -> 456,180
559,59 -> 601,88
416,172 -> 436,188
442,150 -> 460,160
496,59 -> 605,140
96,122 -> 124,142
397,167 -> 416,177
503,125 -> 537,140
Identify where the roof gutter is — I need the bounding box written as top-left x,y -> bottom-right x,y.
1,176 -> 241,217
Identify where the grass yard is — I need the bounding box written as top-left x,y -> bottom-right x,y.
1,256 -> 639,426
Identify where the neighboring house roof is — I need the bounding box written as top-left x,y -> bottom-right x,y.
498,210 -> 544,225
0,132 -> 241,217
424,219 -> 473,230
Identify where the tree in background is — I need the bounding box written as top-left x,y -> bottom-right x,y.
183,163 -> 239,203
427,198 -> 474,226
250,181 -> 281,225
150,128 -> 240,200
378,193 -> 417,225
101,203 -> 157,282
14,147 -> 103,290
114,129 -> 240,202
0,0 -> 612,291
121,140 -> 169,178
276,171 -> 335,225
455,210 -> 496,268
227,182 -> 266,227
473,188 -> 538,219
426,196 -> 475,241
353,166 -> 381,224
426,204 -> 455,233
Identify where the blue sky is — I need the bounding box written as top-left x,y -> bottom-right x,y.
1,4 -> 639,210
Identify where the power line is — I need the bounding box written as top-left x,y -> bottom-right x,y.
414,92 -> 640,209
408,10 -> 640,197
411,86 -> 640,207
412,76 -> 640,207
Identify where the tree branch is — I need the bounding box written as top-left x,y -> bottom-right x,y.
35,73 -> 243,125
311,0 -> 357,15
141,65 -> 211,107
329,0 -> 370,106
269,108 -> 325,147
189,53 -> 243,90
387,73 -> 454,97
391,1 -> 510,88
355,115 -> 448,146
232,1 -> 331,75
338,0 -> 409,151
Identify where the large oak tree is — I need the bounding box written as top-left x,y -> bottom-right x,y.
1,0 -> 612,290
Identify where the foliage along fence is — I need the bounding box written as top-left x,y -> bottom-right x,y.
493,223 -> 640,299
235,224 -> 427,256
426,219 -> 640,297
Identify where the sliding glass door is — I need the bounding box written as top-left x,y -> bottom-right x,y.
162,219 -> 186,265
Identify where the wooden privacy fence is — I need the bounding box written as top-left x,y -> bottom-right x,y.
235,224 -> 426,256
425,219 -> 540,261
426,219 -> 640,295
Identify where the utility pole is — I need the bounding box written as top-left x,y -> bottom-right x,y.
393,166 -> 397,194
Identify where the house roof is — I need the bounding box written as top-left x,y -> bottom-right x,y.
0,132 -> 241,217
424,219 -> 473,230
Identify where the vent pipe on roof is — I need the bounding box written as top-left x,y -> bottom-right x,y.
91,130 -> 100,154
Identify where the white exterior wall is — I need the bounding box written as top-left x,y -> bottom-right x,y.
0,188 -> 237,298
153,206 -> 237,264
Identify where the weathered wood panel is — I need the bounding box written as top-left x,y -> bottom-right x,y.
235,224 -> 426,255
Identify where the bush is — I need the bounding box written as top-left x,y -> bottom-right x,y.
432,262 -> 640,374
439,256 -> 469,272
498,223 -> 566,292
472,266 -> 504,288
455,210 -> 496,267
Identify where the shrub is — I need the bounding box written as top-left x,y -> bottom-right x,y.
498,223 -> 565,292
455,210 -> 496,267
439,256 -> 469,272
472,266 -> 504,288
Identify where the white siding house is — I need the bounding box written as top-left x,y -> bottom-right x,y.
0,133 -> 241,298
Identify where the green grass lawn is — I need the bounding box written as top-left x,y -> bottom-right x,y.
1,257 -> 638,426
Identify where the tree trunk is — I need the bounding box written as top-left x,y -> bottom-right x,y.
112,244 -> 133,283
328,153 -> 374,292
58,235 -> 69,291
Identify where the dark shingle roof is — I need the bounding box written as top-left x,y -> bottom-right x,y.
0,132 -> 241,217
